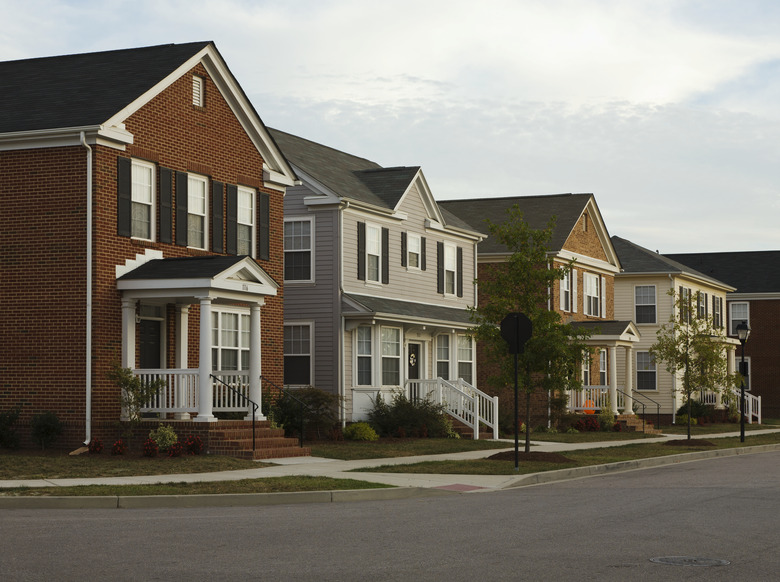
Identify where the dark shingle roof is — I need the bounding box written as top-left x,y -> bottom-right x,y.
118,255 -> 246,280
612,236 -> 729,288
438,193 -> 593,254
665,251 -> 780,294
0,42 -> 212,133
571,320 -> 637,337
343,294 -> 473,326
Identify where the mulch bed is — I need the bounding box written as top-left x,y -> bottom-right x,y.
486,450 -> 574,463
663,439 -> 716,447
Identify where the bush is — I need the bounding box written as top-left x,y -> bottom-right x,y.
269,386 -> 340,440
142,438 -> 158,457
598,407 -> 615,432
0,404 -> 22,449
343,422 -> 379,441
112,439 -> 127,455
149,425 -> 178,452
676,400 -> 710,419
676,414 -> 697,426
184,434 -> 203,455
88,438 -> 103,454
167,441 -> 184,457
30,411 -> 62,449
368,392 -> 458,438
108,363 -> 166,423
573,416 -> 601,432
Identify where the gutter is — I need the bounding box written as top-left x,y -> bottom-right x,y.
80,132 -> 93,444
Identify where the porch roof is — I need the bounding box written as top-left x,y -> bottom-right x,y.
342,293 -> 473,328
571,319 -> 640,344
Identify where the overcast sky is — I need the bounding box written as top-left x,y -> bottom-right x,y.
3,0 -> 779,253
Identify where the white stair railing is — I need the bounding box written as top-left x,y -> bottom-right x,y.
135,369 -> 250,415
569,386 -> 624,413
405,378 -> 499,439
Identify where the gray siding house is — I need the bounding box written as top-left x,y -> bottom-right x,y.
269,130 -> 496,434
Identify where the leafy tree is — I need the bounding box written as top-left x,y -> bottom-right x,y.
651,289 -> 739,439
470,206 -> 591,452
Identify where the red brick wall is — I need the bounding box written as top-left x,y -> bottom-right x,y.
0,63 -> 285,447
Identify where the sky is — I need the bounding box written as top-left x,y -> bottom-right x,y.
2,0 -> 779,253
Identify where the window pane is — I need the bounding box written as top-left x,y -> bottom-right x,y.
357,326 -> 372,356
284,356 -> 310,385
382,359 -> 400,385
381,328 -> 400,356
131,202 -> 151,239
188,214 -> 204,248
238,189 -> 254,225
221,349 -> 238,371
284,221 -> 311,250
238,224 -> 252,256
357,357 -> 372,385
222,313 -> 239,347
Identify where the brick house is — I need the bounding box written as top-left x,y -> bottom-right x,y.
268,129 -> 498,437
665,250 -> 777,419
439,194 -> 639,427
0,43 -> 304,456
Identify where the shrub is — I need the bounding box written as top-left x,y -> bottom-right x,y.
573,416 -> 601,432
88,438 -> 103,454
111,439 -> 127,455
149,425 -> 178,452
269,386 -> 340,440
676,400 -> 710,419
0,404 -> 22,449
107,363 -> 166,423
343,422 -> 379,441
368,392 -> 457,438
167,441 -> 184,457
142,438 -> 159,457
598,406 -> 615,432
676,414 -> 697,426
30,411 -> 63,449
184,434 -> 203,455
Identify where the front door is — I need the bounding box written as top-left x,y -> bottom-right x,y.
408,342 -> 421,400
139,319 -> 161,369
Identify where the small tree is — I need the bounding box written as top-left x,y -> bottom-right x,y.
470,206 -> 591,452
651,289 -> 740,439
107,363 -> 167,423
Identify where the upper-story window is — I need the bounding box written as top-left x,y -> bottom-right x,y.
444,244 -> 457,294
193,76 -> 205,107
437,242 -> 462,297
131,159 -> 155,240
583,273 -> 600,317
729,302 -> 749,336
635,285 -> 656,324
187,174 -> 208,249
237,186 -> 255,256
407,234 -> 422,269
366,225 -> 382,282
560,269 -> 572,312
712,295 -> 724,329
679,286 -> 692,323
697,291 -> 709,320
357,222 -> 388,284
284,218 -> 313,282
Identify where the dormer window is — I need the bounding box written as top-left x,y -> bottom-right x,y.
193,76 -> 204,107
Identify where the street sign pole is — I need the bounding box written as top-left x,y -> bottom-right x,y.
500,312 -> 532,471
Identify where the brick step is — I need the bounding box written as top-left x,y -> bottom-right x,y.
616,415 -> 663,435
208,427 -> 286,439
209,444 -> 311,460
215,437 -> 304,450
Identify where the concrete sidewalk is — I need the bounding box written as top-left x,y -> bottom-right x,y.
2,429 -> 779,509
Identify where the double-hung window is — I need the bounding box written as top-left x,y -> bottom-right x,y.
599,349 -> 607,385
729,302 -> 749,336
284,324 -> 312,386
679,287 -> 691,323
381,327 -> 401,386
712,296 -> 723,329
444,244 -> 457,295
237,186 -> 255,256
560,269 -> 572,312
636,352 -> 656,390
635,285 -> 656,323
366,225 -> 382,283
407,234 -> 422,269
581,355 -> 590,386
188,174 -> 208,249
212,310 -> 250,371
584,273 -> 600,317
697,291 -> 709,320
436,335 -> 450,380
356,326 -> 373,386
284,219 -> 313,282
131,160 -> 155,240
457,335 -> 473,384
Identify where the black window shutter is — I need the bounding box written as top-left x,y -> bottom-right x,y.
175,171 -> 188,246
437,241 -> 444,294
226,184 -> 237,255
401,232 -> 407,267
456,246 -> 464,297
421,237 -> 427,271
357,222 -> 366,281
117,157 -> 131,237
159,168 -> 173,243
211,181 -> 224,253
258,193 -> 270,260
381,227 -> 390,284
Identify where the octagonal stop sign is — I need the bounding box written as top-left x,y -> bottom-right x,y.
500,312 -> 532,354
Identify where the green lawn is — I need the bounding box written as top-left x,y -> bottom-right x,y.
309,438 -> 510,460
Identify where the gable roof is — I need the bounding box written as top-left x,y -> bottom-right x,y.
342,294 -> 473,326
0,42 -> 212,133
612,236 -> 734,291
664,251 -> 780,295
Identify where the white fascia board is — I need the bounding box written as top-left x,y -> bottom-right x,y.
424,218 -> 482,243
0,125 -> 133,151
117,277 -> 276,297
344,199 -> 402,220
397,170 -> 444,223
552,250 -> 620,275
582,196 -> 621,269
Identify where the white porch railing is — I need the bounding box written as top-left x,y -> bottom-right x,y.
405,378 -> 499,440
569,386 -> 624,413
135,369 -> 251,415
701,388 -> 761,424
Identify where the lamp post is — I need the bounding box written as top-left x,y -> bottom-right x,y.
736,322 -> 751,443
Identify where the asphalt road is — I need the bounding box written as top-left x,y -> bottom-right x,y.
2,451 -> 778,581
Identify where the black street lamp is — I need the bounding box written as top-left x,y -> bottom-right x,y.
736,322 -> 751,443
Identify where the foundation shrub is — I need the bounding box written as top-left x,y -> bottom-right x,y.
343,422 -> 379,441
148,425 -> 178,452
30,411 -> 63,449
368,393 -> 458,438
270,387 -> 340,440
0,404 -> 22,449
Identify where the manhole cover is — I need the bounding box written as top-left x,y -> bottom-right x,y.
650,556 -> 730,567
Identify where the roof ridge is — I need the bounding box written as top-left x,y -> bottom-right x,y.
268,128 -> 380,167
2,41 -> 212,65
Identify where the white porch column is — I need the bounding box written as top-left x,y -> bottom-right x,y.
623,345 -> 634,415
195,297 -> 216,422
719,346 -> 737,410
174,304 -> 191,420
609,346 -> 619,414
245,302 -> 266,421
121,299 -> 137,369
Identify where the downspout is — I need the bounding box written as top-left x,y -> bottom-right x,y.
339,201 -> 349,428
80,132 -> 93,444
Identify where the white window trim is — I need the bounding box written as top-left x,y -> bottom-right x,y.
354,324 -> 374,387
380,326 -> 402,387
581,355 -> 590,386
366,223 -> 382,284
211,307 -> 250,372
729,301 -> 750,336
407,233 -> 422,271
584,273 -> 600,317
599,349 -> 607,385
284,321 -> 314,387
131,159 -> 156,241
560,269 -> 571,312
456,334 -> 474,383
284,217 -> 315,283
443,242 -> 457,296
237,185 -> 256,258
634,284 -> 657,324
187,173 -> 209,250
436,334 -> 451,380
193,75 -> 204,107
636,351 -> 657,391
